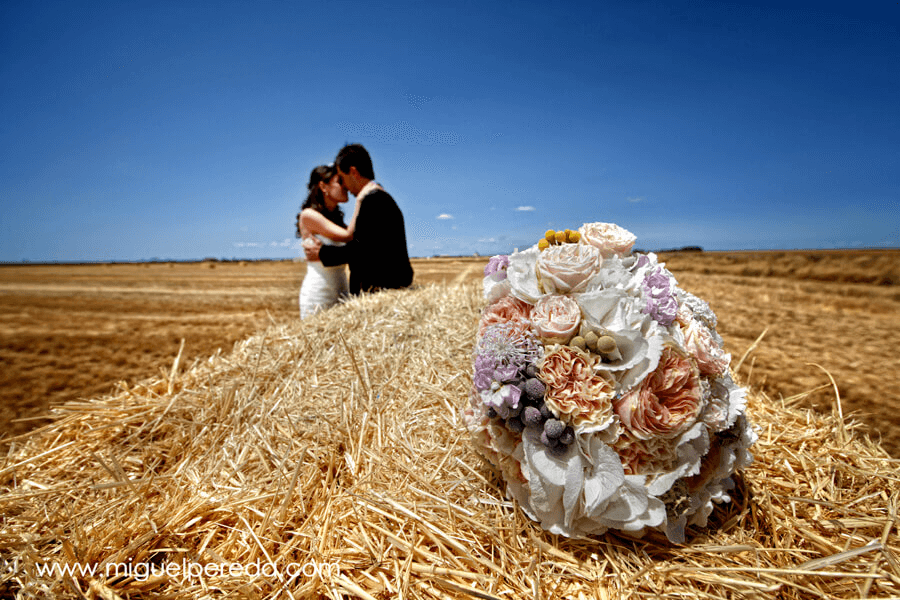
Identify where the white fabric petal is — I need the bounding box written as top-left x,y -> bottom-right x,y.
596,477 -> 666,533
520,431 -> 631,536
520,429 -> 578,535
582,440 -> 626,514
726,377 -> 748,430
615,332 -> 665,394
646,423 -> 709,497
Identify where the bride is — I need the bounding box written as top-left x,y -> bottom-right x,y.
297,164 -> 362,318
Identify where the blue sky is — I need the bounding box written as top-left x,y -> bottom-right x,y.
1,0 -> 897,262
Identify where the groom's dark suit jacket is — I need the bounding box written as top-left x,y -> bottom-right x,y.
319,187 -> 414,294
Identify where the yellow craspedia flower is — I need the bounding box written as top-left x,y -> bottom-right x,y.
538,239 -> 550,251
545,230 -> 556,244
555,231 -> 567,244
568,230 -> 581,243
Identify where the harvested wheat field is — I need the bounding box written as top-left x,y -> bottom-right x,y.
2,250 -> 899,456
0,258 -> 483,443
1,280 -> 899,599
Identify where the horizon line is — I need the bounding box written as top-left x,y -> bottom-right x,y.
3,245 -> 899,266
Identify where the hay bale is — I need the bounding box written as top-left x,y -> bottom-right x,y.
1,283 -> 898,599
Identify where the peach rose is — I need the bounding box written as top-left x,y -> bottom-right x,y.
530,295 -> 581,344
536,244 -> 602,294
578,222 -> 637,258
539,345 -> 616,430
612,429 -> 679,475
615,346 -> 703,440
682,319 -> 730,376
478,296 -> 533,339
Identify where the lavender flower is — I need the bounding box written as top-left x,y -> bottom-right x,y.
473,366 -> 493,391
493,364 -> 519,382
483,383 -> 523,412
641,267 -> 678,326
484,255 -> 510,280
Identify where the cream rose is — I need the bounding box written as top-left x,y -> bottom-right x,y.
536,244 -> 602,294
530,295 -> 581,344
478,296 -> 533,339
579,222 -> 637,258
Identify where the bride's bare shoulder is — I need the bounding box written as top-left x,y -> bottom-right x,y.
300,208 -> 326,228
300,208 -> 352,242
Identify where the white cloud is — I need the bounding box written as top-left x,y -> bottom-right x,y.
628,196 -> 645,203
437,213 -> 454,220
516,206 -> 536,212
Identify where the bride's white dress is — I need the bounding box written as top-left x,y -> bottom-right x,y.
299,235 -> 349,318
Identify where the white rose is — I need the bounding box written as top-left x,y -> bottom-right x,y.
506,247 -> 543,303
531,295 -> 581,344
537,244 -> 602,294
579,222 -> 637,258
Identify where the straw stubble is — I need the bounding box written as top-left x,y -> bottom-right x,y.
1,282 -> 898,599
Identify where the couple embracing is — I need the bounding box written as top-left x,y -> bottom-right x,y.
297,144 -> 414,318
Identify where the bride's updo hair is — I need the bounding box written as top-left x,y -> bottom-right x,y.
302,164 -> 345,226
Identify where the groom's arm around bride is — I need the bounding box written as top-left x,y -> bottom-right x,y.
308,144 -> 414,294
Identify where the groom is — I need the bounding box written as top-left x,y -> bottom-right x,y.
304,143 -> 414,294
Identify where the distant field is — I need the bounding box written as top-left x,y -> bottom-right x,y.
1,250 -> 898,455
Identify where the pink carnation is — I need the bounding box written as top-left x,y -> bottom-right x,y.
615,346 -> 703,440
539,346 -> 616,429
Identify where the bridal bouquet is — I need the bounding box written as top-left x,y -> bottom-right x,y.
464,223 -> 756,543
